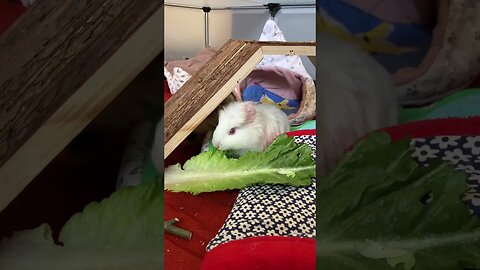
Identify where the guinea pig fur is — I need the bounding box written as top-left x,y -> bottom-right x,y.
317,32 -> 399,176
212,101 -> 290,155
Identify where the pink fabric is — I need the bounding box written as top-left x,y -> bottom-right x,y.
165,46 -> 217,76
341,0 -> 437,25
239,66 -> 304,100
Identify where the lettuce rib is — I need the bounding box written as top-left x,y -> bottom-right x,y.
164,135 -> 316,194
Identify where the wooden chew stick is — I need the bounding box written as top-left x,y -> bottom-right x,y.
163,40 -> 316,159
0,0 -> 164,212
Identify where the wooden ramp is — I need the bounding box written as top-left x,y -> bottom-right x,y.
0,0 -> 164,212
164,40 -> 316,158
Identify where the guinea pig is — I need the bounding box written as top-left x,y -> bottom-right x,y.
212,101 -> 290,156
317,32 -> 399,176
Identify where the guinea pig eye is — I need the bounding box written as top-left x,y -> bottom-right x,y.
228,128 -> 236,135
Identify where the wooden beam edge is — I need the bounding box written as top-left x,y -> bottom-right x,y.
0,6 -> 164,212
261,45 -> 316,56
249,41 -> 316,46
308,56 -> 316,67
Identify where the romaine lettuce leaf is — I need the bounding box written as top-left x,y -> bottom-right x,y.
0,181 -> 163,270
317,132 -> 480,269
164,134 -> 316,194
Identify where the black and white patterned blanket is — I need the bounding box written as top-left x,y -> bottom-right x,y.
411,136 -> 480,215
207,134 -> 480,251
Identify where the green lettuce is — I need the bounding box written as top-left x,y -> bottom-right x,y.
317,132 -> 480,269
0,181 -> 163,270
164,134 -> 316,194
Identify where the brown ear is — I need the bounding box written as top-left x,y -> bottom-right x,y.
243,102 -> 256,123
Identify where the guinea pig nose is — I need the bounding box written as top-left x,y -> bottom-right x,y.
213,141 -> 219,148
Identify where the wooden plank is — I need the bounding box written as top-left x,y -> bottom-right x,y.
254,41 -> 316,46
261,44 -> 316,56
164,40 -> 263,158
0,1 -> 163,212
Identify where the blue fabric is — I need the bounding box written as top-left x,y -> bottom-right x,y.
400,89 -> 480,123
318,0 -> 433,74
425,95 -> 480,119
242,84 -> 300,115
291,120 -> 316,131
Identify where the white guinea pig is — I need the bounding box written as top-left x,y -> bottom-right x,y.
212,101 -> 290,156
317,32 -> 399,176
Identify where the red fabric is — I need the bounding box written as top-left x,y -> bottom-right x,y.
200,236 -> 316,270
381,117 -> 480,140
470,73 -> 480,88
164,139 -> 203,167
0,0 -> 25,34
286,129 -> 316,137
164,80 -> 173,102
164,191 -> 239,269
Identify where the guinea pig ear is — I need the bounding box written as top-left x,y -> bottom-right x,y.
243,102 -> 256,123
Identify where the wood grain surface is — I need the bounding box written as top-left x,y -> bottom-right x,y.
0,0 -> 163,212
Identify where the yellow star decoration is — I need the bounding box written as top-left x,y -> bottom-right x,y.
317,12 -> 417,55
260,95 -> 297,111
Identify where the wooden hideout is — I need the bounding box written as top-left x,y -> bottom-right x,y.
164,40 -> 316,159
0,1 -> 164,212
